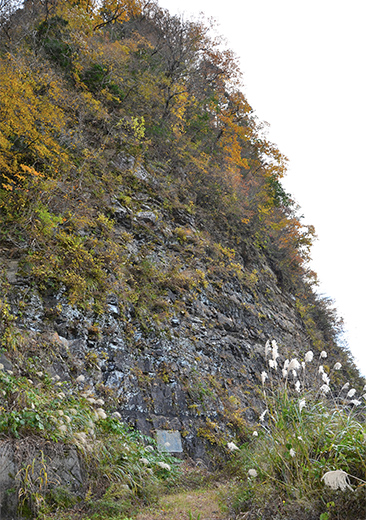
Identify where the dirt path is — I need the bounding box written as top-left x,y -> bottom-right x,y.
135,486 -> 230,520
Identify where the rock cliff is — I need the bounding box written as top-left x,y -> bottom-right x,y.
1,159 -> 358,464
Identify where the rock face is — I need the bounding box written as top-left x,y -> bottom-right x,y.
0,439 -> 84,519
1,167 -> 317,465
0,443 -> 17,519
1,157 -> 361,514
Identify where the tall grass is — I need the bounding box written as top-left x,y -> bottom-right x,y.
228,341 -> 366,520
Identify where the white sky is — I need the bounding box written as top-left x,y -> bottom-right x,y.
159,0 -> 366,375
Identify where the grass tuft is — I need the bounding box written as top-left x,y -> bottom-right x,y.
227,340 -> 366,520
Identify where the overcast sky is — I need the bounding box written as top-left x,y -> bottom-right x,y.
159,0 -> 366,375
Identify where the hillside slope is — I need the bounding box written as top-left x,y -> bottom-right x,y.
0,0 -> 364,517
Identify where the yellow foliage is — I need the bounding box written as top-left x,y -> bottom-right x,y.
0,55 -> 67,189
171,87 -> 189,137
20,164 -> 44,178
57,0 -> 142,31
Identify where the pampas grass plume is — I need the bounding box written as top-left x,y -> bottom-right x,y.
271,340 -> 279,360
287,359 -> 300,371
227,442 -> 239,451
299,398 -> 306,412
259,410 -> 267,422
320,384 -> 330,395
304,351 -> 313,363
261,371 -> 268,385
321,470 -> 353,491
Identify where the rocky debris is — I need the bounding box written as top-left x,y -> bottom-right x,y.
0,353 -> 13,373
112,154 -> 151,182
136,210 -> 159,225
0,257 -> 19,283
113,203 -> 132,228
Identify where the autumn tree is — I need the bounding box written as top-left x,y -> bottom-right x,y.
0,0 -> 317,297
0,55 -> 67,191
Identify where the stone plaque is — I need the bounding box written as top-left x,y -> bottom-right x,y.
156,430 -> 183,453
